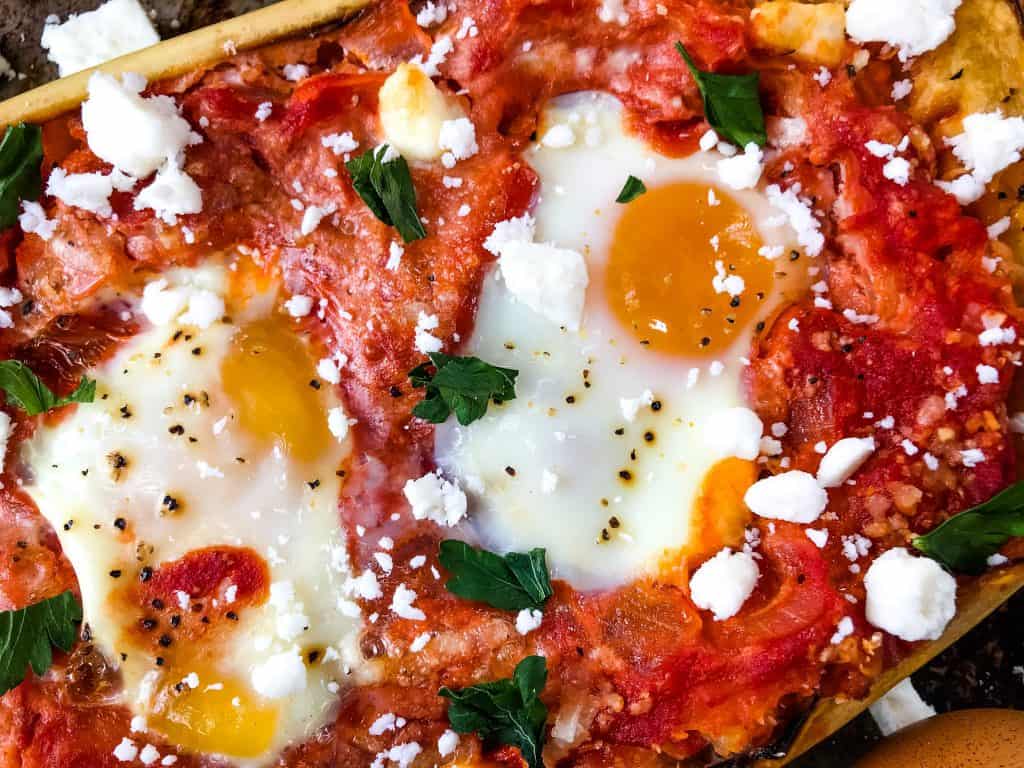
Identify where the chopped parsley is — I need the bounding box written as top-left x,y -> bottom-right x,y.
438,539 -> 552,611
344,144 -> 426,242
440,655 -> 548,768
675,42 -> 766,148
0,591 -> 82,695
913,480 -> 1024,573
616,175 -> 647,203
0,360 -> 96,415
409,352 -> 517,426
0,123 -> 43,231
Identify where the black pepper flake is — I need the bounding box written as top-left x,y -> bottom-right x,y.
15,540 -> 27,549
504,466 -> 517,477
155,657 -> 165,667
808,376 -> 819,385
618,470 -> 632,480
307,650 -> 320,664
389,386 -> 402,398
629,449 -> 637,461
191,602 -> 204,613
335,469 -> 346,477
162,495 -> 180,512
1017,184 -> 1024,201
643,431 -> 654,443
600,528 -> 610,541
226,611 -> 239,621
755,321 -> 765,333
139,566 -> 153,582
651,400 -> 662,411
797,573 -> 806,584
141,618 -> 157,631
119,405 -> 132,418
120,652 -> 128,661
729,296 -> 741,308
114,517 -> 127,531
309,379 -> 321,389
700,337 -> 710,348
191,347 -> 202,356
608,516 -> 621,528
152,598 -> 165,610
789,251 -> 800,262
908,210 -> 918,218
307,479 -> 321,489
172,330 -> 184,342
600,498 -> 609,507
565,395 -> 576,404
841,343 -> 854,353
109,569 -> 122,578
63,520 -> 74,531
949,68 -> 964,80
200,615 -> 210,624
613,427 -> 625,436
170,615 -> 181,628
158,634 -> 172,648
846,63 -> 857,78
168,424 -> 185,435
183,394 -> 195,405
21,299 -> 34,316
82,469 -> 90,476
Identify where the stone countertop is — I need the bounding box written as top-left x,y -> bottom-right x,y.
1,2 -> 1022,766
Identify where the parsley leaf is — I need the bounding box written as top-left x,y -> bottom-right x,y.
675,42 -> 766,148
438,539 -> 553,611
0,123 -> 43,231
440,655 -> 548,768
409,352 -> 518,426
0,360 -> 96,416
344,145 -> 426,243
616,175 -> 647,203
0,591 -> 82,695
913,481 -> 1024,573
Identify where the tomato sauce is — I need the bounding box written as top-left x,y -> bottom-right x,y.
0,0 -> 1020,766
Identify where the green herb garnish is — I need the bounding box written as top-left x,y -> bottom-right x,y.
344,144 -> 426,242
438,539 -> 552,611
616,175 -> 646,203
440,655 -> 548,768
913,481 -> 1024,573
0,123 -> 43,231
675,42 -> 766,148
409,352 -> 517,426
0,591 -> 82,696
0,360 -> 95,415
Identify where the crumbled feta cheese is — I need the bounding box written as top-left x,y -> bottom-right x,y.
498,241 -> 589,331
813,67 -> 832,87
282,63 -> 310,81
250,650 -> 307,698
817,436 -> 875,487
597,0 -> 630,24
321,131 -> 359,156
744,470 -> 829,523
689,548 -> 760,621
891,79 -> 913,100
830,615 -> 854,645
987,553 -> 1009,567
410,632 -> 431,651
386,241 -> 404,271
846,0 -> 961,61
923,452 -> 939,470
130,715 -> 148,733
515,608 -> 543,635
841,533 -> 872,562
284,294 -> 314,318
46,167 -> 121,217
438,117 -> 478,162
414,311 -> 443,353
390,584 -> 426,620
41,0 -> 159,77
346,569 -> 383,600
327,405 -> 355,441
699,129 -> 719,152
960,448 -> 985,467
766,183 -> 824,256
702,407 -> 763,461
987,216 -> 1011,239
133,159 -> 203,225
864,547 -> 956,641
317,357 -> 342,384
883,157 -> 911,186
409,35 -> 454,78
300,203 -> 337,236
937,111 -> 1024,204
976,363 -> 999,384
369,713 -> 398,735
483,215 -> 535,255
900,438 -> 919,456
716,142 -> 764,190
81,72 -> 200,179
869,678 -> 937,736
18,201 -> 57,241
113,738 -> 139,762
712,259 -> 745,297
403,471 -> 467,526
805,528 -> 829,548
842,308 -> 880,325
437,730 -> 459,758
416,0 -> 448,26
254,102 -> 273,122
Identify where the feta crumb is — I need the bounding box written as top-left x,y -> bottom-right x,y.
805,528 -> 829,548
437,730 -> 459,757
813,67 -> 832,87
300,203 -> 337,236
18,201 -> 57,240
139,743 -> 160,765
689,548 -> 759,621
483,214 -> 536,255
716,142 -> 764,190
46,167 -> 121,217
515,608 -> 543,635
41,0 -> 159,77
497,241 -> 589,331
702,407 -> 763,461
369,713 -> 398,735
414,311 -> 443,353
977,363 -> 1000,384
409,35 -> 453,78
282,63 -> 310,81
699,129 -> 719,152
133,159 -> 203,225
883,157 -> 911,186
869,678 -> 937,736
438,117 -> 478,162
254,102 -> 273,122
410,632 -> 431,651
130,715 -> 148,733
322,131 -> 358,156
386,241 -> 404,271
346,569 -> 382,600
846,0 -> 961,61
113,738 -> 139,762
403,471 -> 467,526
284,294 -> 314,318
864,547 -> 956,641
712,259 -> 745,297
250,650 -> 307,698
766,183 -> 824,256
891,79 -> 913,100
416,0 -> 448,25
744,470 -> 829,523
391,584 -> 426,620
327,405 -> 355,442
937,111 -> 1024,204
817,436 -> 875,487
830,615 -> 854,644
960,448 -> 985,467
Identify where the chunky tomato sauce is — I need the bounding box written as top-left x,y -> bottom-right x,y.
0,0 -> 1020,766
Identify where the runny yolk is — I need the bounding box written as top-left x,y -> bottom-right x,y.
606,182 -> 776,357
688,457 -> 756,559
147,668 -> 279,758
220,317 -> 333,464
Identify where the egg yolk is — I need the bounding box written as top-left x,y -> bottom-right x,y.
220,317 -> 333,463
147,669 -> 278,758
606,182 -> 775,356
689,457 -> 756,558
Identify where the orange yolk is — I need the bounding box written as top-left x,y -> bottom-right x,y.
147,666 -> 278,758
606,182 -> 775,356
688,457 -> 756,559
220,317 -> 333,464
